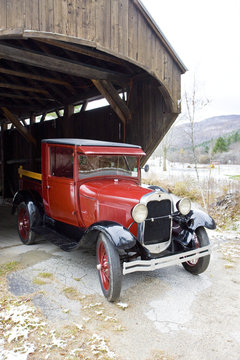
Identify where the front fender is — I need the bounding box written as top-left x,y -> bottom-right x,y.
186,209 -> 216,230
86,221 -> 136,250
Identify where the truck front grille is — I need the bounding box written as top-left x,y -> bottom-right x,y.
144,200 -> 172,245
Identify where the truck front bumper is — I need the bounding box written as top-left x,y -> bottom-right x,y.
122,245 -> 211,275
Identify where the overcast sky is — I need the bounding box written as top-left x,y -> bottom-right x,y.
141,0 -> 240,121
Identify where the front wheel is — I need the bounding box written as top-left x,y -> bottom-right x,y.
182,227 -> 210,275
96,233 -> 122,302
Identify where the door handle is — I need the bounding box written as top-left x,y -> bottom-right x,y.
46,185 -> 51,189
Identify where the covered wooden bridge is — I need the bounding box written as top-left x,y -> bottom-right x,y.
0,0 -> 186,197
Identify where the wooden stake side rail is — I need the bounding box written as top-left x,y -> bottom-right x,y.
18,166 -> 42,181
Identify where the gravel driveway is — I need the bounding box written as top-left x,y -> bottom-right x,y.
0,205 -> 239,360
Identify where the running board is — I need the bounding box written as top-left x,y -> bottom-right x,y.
123,245 -> 211,275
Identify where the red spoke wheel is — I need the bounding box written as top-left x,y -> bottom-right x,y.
17,202 -> 36,245
182,227 -> 210,275
97,233 -> 122,302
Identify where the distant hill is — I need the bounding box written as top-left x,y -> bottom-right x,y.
170,115 -> 240,150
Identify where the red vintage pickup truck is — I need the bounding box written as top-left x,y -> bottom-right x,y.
13,139 -> 215,301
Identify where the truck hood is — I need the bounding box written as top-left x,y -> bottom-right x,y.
80,178 -> 151,204
79,178 -> 152,228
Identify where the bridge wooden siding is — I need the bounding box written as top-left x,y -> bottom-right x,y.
0,0 -> 185,112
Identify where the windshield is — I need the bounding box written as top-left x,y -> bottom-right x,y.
78,155 -> 139,179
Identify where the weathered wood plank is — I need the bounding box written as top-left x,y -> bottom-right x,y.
117,0 -> 128,56
154,33 -> 163,80
95,0 -> 104,45
74,0 -> 82,38
163,50 -> 173,99
53,0 -> 67,35
6,0 -> 24,28
82,0 -> 95,41
0,0 -> 7,30
25,0 -> 39,30
137,11 -> 147,67
102,0 -> 111,49
39,0 -> 54,32
128,0 -> 138,60
172,63 -> 181,113
66,0 -> 77,36
111,0 -> 119,53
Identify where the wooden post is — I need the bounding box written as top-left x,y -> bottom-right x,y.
0,122 -> 6,200
30,114 -> 36,169
63,104 -> 74,138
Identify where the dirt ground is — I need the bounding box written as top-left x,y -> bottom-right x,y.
0,204 -> 240,360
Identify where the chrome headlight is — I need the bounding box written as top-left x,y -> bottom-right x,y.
177,198 -> 191,215
132,203 -> 148,223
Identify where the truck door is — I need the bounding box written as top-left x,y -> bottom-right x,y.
46,145 -> 78,226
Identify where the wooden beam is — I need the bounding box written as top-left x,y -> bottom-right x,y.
35,39 -> 125,66
0,83 -> 49,95
0,93 -> 54,102
92,80 -> 131,142
21,118 -> 27,127
30,114 -> 36,125
91,80 -> 131,126
80,100 -> 88,112
0,67 -> 74,93
101,81 -> 131,121
0,122 -> 6,199
40,112 -> 47,123
1,107 -> 37,146
0,43 -> 128,84
55,109 -> 61,119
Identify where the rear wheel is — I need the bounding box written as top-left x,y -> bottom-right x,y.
17,202 -> 37,245
182,227 -> 210,275
96,233 -> 122,302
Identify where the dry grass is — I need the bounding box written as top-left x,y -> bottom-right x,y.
143,174 -> 240,230
143,177 -> 202,202
0,261 -> 20,277
209,192 -> 240,230
32,277 -> 47,285
38,272 -> 53,278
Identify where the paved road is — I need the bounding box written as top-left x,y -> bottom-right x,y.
0,205 -> 240,360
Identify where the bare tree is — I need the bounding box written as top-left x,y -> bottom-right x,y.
161,128 -> 173,171
181,76 -> 210,209
152,127 -> 174,171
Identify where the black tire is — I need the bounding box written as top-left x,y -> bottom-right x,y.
96,233 -> 122,302
17,202 -> 37,245
182,227 -> 210,275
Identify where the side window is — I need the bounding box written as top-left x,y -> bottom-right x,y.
50,146 -> 73,178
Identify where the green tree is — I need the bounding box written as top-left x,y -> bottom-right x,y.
213,137 -> 228,153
